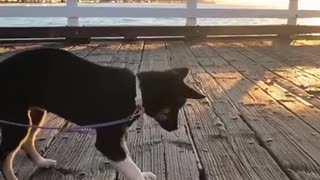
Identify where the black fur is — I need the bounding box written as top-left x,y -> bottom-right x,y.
0,48 -> 205,166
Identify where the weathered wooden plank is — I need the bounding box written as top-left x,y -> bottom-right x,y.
98,41 -> 144,73
269,43 -> 320,68
237,41 -> 320,109
120,41 -> 200,180
168,41 -> 250,180
117,41 -> 144,74
206,40 -> 320,179
140,41 -> 170,72
86,42 -> 123,64
232,42 -> 319,98
231,42 -> 320,130
286,41 -> 320,62
166,41 -> 199,69
214,40 -> 320,144
232,41 -> 320,133
154,41 -> 200,180
123,41 -> 166,180
117,41 -> 167,180
126,114 -> 200,180
103,40 -> 167,180
168,40 -> 290,180
305,46 -> 320,58
243,40 -> 320,81
69,43 -> 99,58
3,39 -> 320,180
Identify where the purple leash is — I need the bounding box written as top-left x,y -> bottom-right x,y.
0,106 -> 144,134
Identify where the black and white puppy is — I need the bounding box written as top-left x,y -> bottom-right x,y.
0,48 -> 205,180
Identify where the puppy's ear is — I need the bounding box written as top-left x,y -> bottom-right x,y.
173,68 -> 189,80
183,85 -> 205,99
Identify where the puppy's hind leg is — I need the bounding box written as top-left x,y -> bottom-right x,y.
1,114 -> 29,180
1,150 -> 19,180
21,107 -> 56,169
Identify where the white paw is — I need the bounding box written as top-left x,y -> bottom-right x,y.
142,172 -> 157,180
36,158 -> 57,168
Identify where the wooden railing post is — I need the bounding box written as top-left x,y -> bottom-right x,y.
288,0 -> 298,25
186,0 -> 197,26
67,0 -> 79,26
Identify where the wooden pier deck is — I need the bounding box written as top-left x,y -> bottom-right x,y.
1,39 -> 320,180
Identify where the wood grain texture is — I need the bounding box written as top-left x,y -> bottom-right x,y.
206,40 -> 320,179
168,40 -> 290,180
235,41 -> 320,131
242,40 -> 320,81
232,42 -> 320,104
120,41 -> 200,180
3,39 -> 320,180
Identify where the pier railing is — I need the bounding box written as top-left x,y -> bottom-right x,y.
0,0 -> 320,39
0,0 -> 319,26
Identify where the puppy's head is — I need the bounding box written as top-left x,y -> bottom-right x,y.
137,68 -> 205,131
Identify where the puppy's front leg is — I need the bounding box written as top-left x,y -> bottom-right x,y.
95,130 -> 156,180
111,155 -> 156,180
111,155 -> 143,179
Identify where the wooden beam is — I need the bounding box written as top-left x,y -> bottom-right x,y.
0,26 -> 320,39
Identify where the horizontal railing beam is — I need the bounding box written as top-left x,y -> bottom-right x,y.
1,25 -> 320,39
0,7 -> 303,18
298,10 -> 320,18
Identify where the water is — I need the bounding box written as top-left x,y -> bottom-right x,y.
0,3 -> 319,26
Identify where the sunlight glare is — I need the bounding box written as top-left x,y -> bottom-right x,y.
299,0 -> 320,10
215,0 -> 320,10
292,40 -> 320,46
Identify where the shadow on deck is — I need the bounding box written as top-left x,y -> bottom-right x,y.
1,38 -> 320,180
